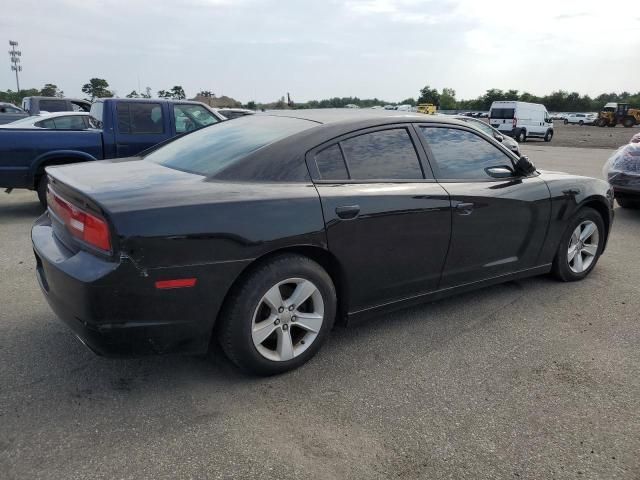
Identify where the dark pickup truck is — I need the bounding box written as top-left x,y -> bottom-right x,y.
0,98 -> 225,205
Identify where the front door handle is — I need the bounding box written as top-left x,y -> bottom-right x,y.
335,205 -> 360,220
456,202 -> 474,215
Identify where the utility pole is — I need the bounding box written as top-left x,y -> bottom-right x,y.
8,40 -> 22,93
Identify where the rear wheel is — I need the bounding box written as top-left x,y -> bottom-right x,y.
218,254 -> 336,375
36,176 -> 48,208
617,197 -> 640,209
544,129 -> 553,142
564,119 -> 569,125
516,129 -> 527,143
552,207 -> 604,282
578,120 -> 584,126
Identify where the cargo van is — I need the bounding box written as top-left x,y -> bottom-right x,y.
489,101 -> 553,143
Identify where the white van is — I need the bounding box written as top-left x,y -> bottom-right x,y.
489,101 -> 553,143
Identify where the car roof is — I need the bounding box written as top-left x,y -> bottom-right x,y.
261,108 -> 461,126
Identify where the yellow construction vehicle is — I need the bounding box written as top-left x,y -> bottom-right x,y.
417,103 -> 437,115
596,102 -> 640,128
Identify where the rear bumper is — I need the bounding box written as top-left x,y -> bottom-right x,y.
32,214 -> 249,356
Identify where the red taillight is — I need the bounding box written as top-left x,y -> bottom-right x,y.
513,117 -> 517,127
47,186 -> 111,252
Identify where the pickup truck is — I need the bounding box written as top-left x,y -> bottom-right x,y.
0,98 -> 226,205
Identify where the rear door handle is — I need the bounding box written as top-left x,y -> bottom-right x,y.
335,205 -> 360,220
456,202 -> 474,215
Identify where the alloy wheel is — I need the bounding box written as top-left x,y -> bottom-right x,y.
567,220 -> 599,273
251,278 -> 324,362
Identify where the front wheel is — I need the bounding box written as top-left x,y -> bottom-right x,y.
544,129 -> 553,142
552,208 -> 605,282
578,120 -> 584,126
218,254 -> 337,375
623,117 -> 636,128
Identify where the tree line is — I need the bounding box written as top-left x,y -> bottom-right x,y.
2,77 -> 639,113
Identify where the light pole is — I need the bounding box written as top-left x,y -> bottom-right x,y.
8,40 -> 22,93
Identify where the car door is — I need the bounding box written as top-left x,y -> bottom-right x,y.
307,125 -> 451,313
417,125 -> 551,289
114,101 -> 169,157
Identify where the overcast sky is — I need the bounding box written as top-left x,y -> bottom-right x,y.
2,0 -> 639,103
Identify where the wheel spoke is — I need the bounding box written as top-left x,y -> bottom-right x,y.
573,251 -> 584,272
580,222 -> 596,241
286,280 -> 317,309
294,311 -> 323,333
276,328 -> 294,361
252,315 -> 278,345
262,285 -> 283,312
568,246 -> 578,262
582,244 -> 598,257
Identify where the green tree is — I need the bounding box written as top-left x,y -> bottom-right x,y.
170,86 -> 186,100
40,84 -> 64,97
126,90 -> 139,98
399,98 -> 416,106
439,88 -> 457,110
418,85 -> 440,106
245,101 -> 256,110
141,87 -> 152,99
81,78 -> 112,101
157,89 -> 172,98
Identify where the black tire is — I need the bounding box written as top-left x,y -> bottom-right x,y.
544,129 -> 553,142
607,122 -> 617,128
597,119 -> 606,127
617,197 -> 640,209
36,175 -> 48,208
516,129 -> 527,143
578,120 -> 584,126
623,117 -> 635,128
563,119 -> 568,125
218,253 -> 337,375
551,207 -> 605,282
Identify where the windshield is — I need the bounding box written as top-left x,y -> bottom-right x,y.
490,108 -> 515,119
146,115 -> 315,176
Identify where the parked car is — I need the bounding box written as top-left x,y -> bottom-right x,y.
33,111 -> 613,375
564,113 -> 596,125
0,102 -> 28,124
1,112 -> 91,129
215,108 -> 254,119
453,115 -> 521,155
384,105 -> 396,110
489,101 -> 553,143
550,112 -> 567,121
604,132 -> 640,208
0,98 -> 225,205
21,97 -> 91,115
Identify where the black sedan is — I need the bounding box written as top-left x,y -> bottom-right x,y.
32,111 -> 614,375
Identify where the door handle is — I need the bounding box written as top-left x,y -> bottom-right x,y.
455,202 -> 474,215
335,205 -> 360,220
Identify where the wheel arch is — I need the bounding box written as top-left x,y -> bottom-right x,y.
578,196 -> 612,252
217,245 -> 350,329
30,151 -> 97,188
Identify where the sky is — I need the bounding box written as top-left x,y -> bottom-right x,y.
1,0 -> 639,103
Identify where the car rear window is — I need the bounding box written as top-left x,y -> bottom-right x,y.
39,100 -> 68,112
490,108 -> 515,119
146,115 -> 315,176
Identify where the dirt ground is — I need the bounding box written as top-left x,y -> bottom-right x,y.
522,122 -> 639,149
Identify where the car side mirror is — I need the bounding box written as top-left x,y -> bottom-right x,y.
515,155 -> 536,176
485,165 -> 514,178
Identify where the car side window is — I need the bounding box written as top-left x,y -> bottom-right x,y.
340,128 -> 423,180
117,102 -> 164,134
37,118 -> 56,129
52,116 -> 87,130
420,127 -> 514,180
173,104 -> 219,133
315,144 -> 349,180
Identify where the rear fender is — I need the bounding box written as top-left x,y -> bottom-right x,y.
30,150 -> 98,185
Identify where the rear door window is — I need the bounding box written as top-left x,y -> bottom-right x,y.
420,127 -> 515,180
39,100 -> 68,112
315,144 -> 349,180
490,108 -> 515,119
340,128 -> 423,180
117,102 -> 164,134
52,115 -> 87,130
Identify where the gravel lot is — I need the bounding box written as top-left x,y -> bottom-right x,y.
517,122 -> 639,149
1,145 -> 639,479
